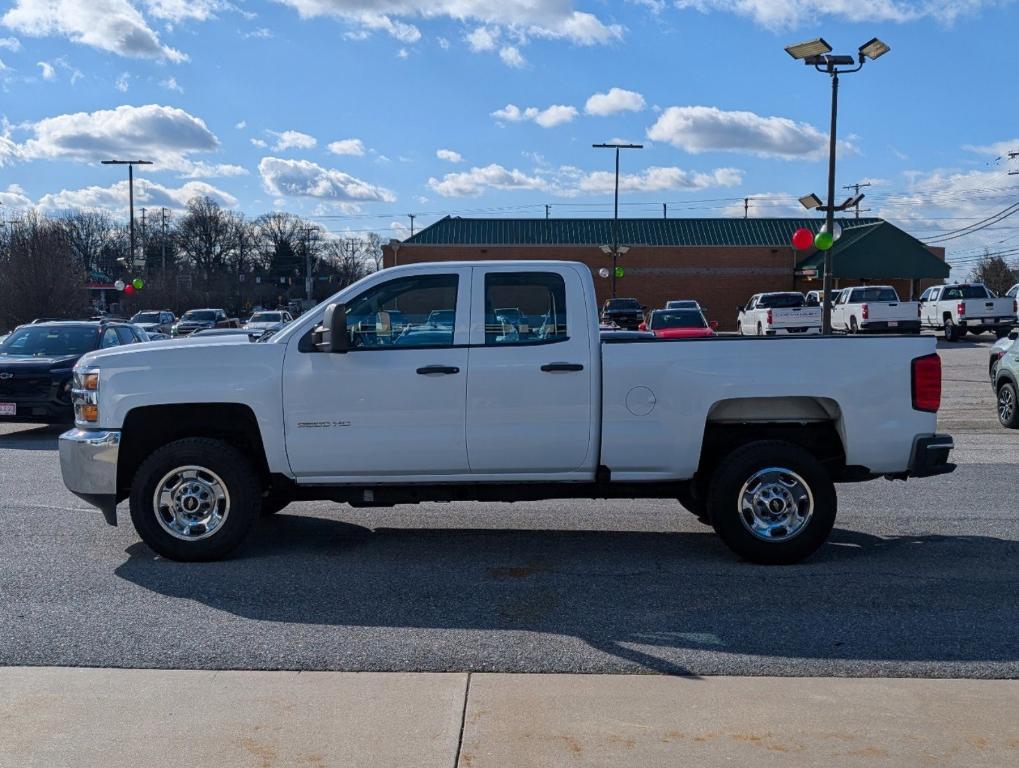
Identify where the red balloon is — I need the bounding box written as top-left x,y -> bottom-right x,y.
123,284 -> 135,296
792,227 -> 814,250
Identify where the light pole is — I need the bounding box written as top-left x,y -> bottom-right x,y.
593,142 -> 642,298
785,37 -> 889,334
101,159 -> 152,269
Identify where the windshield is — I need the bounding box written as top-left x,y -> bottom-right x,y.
182,310 -> 216,322
943,285 -> 990,300
850,287 -> 899,302
0,325 -> 99,357
249,312 -> 281,323
757,294 -> 806,309
649,310 -> 707,330
606,299 -> 641,310
666,301 -> 698,309
131,312 -> 162,323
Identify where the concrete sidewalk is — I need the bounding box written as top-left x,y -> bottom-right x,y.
1,668 -> 1016,768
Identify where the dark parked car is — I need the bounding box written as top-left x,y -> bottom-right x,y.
0,321 -> 147,423
171,308 -> 239,336
601,297 -> 646,329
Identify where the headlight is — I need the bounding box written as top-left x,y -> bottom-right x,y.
72,368 -> 100,424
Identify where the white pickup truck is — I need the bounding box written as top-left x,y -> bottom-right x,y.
737,293 -> 821,336
59,261 -> 954,565
920,283 -> 1015,341
831,286 -> 921,334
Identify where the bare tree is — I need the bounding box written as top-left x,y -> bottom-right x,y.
971,252 -> 1017,296
175,197 -> 235,275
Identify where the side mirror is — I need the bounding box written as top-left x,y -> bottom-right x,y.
313,302 -> 349,353
710,320 -> 719,330
1010,329 -> 1019,341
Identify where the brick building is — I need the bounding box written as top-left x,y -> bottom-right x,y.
382,217 -> 948,331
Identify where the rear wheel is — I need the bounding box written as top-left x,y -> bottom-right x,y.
997,382 -> 1019,429
995,327 -> 1011,340
129,437 -> 262,561
944,318 -> 958,342
707,441 -> 836,565
849,317 -> 859,335
756,323 -> 763,337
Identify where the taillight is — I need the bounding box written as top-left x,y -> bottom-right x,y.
957,302 -> 965,318
911,353 -> 941,413
861,303 -> 869,320
766,309 -> 773,325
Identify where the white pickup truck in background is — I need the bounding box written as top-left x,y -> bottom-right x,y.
831,286 -> 921,334
60,261 -> 954,566
920,283 -> 1016,341
737,292 -> 821,336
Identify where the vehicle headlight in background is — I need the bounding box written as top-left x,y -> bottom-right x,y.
72,368 -> 100,424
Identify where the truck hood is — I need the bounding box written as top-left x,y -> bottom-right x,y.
77,337 -> 270,370
0,353 -> 82,372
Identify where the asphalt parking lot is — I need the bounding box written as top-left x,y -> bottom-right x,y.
0,337 -> 1016,677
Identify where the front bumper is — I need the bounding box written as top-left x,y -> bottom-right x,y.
0,399 -> 73,423
886,434 -> 956,479
59,428 -> 121,525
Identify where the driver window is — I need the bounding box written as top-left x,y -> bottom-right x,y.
344,274 -> 458,349
99,328 -> 121,349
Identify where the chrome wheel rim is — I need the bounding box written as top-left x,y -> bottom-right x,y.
999,387 -> 1015,424
738,467 -> 814,543
153,465 -> 230,541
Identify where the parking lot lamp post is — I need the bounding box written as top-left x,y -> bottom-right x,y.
101,160 -> 153,269
593,143 -> 642,298
785,37 -> 889,334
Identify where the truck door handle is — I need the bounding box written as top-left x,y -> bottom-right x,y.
541,363 -> 584,372
416,365 -> 460,375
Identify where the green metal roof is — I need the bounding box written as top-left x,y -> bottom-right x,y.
796,221 -> 949,280
405,216 -> 882,248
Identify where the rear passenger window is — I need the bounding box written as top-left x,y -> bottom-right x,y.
484,272 -> 567,345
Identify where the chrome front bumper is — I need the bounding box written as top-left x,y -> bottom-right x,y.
59,428 -> 121,525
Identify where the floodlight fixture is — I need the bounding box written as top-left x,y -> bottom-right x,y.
799,193 -> 824,210
859,37 -> 890,61
785,38 -> 832,60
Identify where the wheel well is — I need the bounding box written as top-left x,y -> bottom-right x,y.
943,312 -> 953,322
117,403 -> 270,497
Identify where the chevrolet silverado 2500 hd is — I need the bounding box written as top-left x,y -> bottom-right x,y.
60,261 -> 954,564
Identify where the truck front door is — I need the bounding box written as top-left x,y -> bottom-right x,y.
282,268 -> 472,479
465,266 -> 596,475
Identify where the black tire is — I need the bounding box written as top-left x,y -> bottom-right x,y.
995,327 -> 1011,340
707,440 -> 837,565
943,318 -> 958,342
677,483 -> 711,525
129,437 -> 262,561
997,382 -> 1019,429
849,317 -> 859,335
756,323 -> 763,337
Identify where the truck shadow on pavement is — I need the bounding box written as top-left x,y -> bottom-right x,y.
113,514 -> 1018,675
0,424 -> 65,450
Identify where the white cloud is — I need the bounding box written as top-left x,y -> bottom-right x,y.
36,60 -> 55,79
37,178 -> 237,214
585,87 -> 645,116
428,163 -> 547,196
273,1 -> 622,46
437,36 -> 450,48
142,0 -> 229,23
243,27 -> 274,39
466,25 -> 498,51
717,192 -> 803,218
0,36 -> 20,51
2,0 -> 187,62
235,120 -> 247,130
18,104 -> 243,178
114,72 -> 130,92
396,47 -> 409,58
436,148 -> 463,163
259,156 -> 396,202
328,138 -> 366,156
491,103 -> 577,128
0,183 -> 32,207
671,0 -> 997,28
160,76 -> 183,93
268,129 -> 317,151
250,138 -> 268,148
964,138 -> 1019,158
573,165 -> 743,194
647,105 -> 846,159
499,45 -> 526,68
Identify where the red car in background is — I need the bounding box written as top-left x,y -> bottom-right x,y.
640,308 -> 718,339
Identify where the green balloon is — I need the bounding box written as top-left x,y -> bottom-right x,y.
614,266 -> 624,278
814,231 -> 834,251
132,278 -> 144,290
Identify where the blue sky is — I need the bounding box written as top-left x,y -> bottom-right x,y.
1,0 -> 1017,270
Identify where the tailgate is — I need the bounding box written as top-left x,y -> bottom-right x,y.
867,302 -> 919,321
963,299 -> 1013,319
772,307 -> 821,328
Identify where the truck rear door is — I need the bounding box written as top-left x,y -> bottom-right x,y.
465,265 -> 597,475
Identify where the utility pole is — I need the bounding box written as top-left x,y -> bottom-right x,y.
140,207 -> 147,266
160,208 -> 168,273
545,204 -> 551,220
593,142 -> 643,298
842,181 -> 872,218
101,159 -> 152,269
408,214 -> 416,236
302,226 -> 317,301
1009,151 -> 1018,176
744,197 -> 751,218
663,203 -> 667,219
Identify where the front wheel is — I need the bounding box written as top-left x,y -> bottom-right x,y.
129,437 -> 262,561
998,382 -> 1019,429
707,441 -> 836,565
